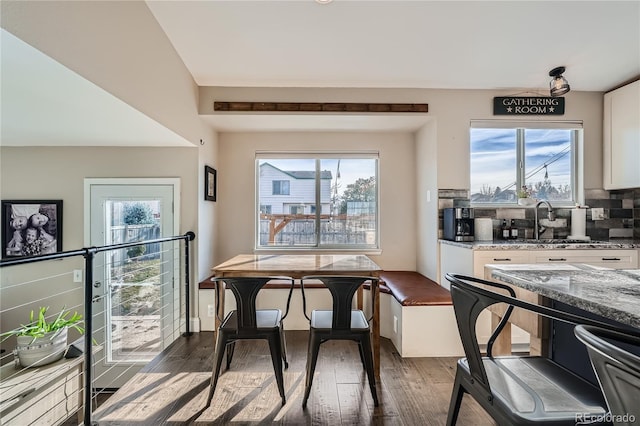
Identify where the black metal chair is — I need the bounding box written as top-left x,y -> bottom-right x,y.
443,273 -> 639,426
300,275 -> 379,408
574,324 -> 640,425
206,276 -> 295,407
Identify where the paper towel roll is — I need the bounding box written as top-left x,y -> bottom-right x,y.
475,218 -> 493,241
569,208 -> 587,239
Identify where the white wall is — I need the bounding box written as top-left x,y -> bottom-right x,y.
215,132 -> 417,271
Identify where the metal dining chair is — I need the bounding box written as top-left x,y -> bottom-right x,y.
300,275 -> 379,408
206,276 -> 295,407
443,273 -> 637,426
575,324 -> 640,425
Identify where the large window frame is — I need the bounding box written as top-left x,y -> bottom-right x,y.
469,120 -> 583,207
255,152 -> 379,251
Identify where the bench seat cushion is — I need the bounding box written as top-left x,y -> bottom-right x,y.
379,271 -> 452,307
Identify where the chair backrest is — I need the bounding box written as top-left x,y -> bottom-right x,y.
575,324 -> 640,423
211,276 -> 294,329
301,275 -> 376,330
444,273 -> 640,397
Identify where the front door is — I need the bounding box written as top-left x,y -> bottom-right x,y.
85,178 -> 180,388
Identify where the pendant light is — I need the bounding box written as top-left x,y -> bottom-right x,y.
549,66 -> 570,97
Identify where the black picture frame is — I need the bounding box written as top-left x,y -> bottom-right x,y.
205,165 -> 217,202
1,200 -> 63,259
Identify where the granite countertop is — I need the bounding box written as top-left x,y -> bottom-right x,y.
486,263 -> 640,328
440,239 -> 640,250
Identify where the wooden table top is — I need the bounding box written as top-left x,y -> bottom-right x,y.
212,254 -> 381,278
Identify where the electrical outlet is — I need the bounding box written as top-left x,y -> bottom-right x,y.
207,304 -> 215,317
591,207 -> 605,220
393,316 -> 398,333
73,269 -> 83,283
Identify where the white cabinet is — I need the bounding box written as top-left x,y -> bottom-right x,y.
603,80 -> 640,189
473,250 -> 531,278
530,250 -> 638,269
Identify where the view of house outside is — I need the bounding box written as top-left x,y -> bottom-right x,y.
470,128 -> 575,204
257,158 -> 378,248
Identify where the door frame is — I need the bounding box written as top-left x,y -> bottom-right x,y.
83,178 -> 180,246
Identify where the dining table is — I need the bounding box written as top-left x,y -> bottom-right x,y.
211,253 -> 383,377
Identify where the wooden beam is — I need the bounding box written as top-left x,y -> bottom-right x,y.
214,101 -> 428,113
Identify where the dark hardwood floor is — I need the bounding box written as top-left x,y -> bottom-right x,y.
93,331 -> 495,425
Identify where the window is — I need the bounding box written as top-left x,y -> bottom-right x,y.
272,180 -> 290,195
470,121 -> 581,205
260,205 -> 272,214
256,155 -> 378,250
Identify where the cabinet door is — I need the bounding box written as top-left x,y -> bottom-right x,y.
604,80 -> 640,189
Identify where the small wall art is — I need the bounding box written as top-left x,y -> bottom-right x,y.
205,165 -> 217,202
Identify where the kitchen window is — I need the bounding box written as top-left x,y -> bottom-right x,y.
256,154 -> 379,250
469,121 -> 582,206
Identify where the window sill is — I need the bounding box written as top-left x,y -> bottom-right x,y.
253,248 -> 382,256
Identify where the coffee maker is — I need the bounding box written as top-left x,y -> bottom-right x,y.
443,207 -> 474,242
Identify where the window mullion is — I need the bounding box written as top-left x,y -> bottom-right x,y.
517,129 -> 525,192
315,159 -> 321,248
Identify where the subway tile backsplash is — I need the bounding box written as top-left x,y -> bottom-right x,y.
438,188 -> 640,240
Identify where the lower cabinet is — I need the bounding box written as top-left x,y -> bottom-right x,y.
439,243 -> 639,354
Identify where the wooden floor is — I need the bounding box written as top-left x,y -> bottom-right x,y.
93,331 -> 496,425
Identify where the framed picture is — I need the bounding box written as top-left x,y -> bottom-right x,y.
1,200 -> 63,259
205,165 -> 217,202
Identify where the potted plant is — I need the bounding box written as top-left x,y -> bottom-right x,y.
0,306 -> 84,367
516,185 -> 536,206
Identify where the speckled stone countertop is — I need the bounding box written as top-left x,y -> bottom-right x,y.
440,239 -> 640,250
486,263 -> 640,328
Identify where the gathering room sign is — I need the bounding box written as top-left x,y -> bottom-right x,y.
493,97 -> 565,115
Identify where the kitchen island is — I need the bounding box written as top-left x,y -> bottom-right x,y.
484,263 -> 640,383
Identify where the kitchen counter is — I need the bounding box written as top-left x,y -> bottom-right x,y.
486,263 -> 640,328
440,239 -> 640,250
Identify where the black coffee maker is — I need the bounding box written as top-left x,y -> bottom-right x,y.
443,208 -> 474,242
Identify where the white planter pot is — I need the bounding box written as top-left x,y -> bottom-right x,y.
15,328 -> 68,367
517,198 -> 537,206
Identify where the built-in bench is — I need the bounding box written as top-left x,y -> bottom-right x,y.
197,271 -> 463,357
375,271 -> 461,357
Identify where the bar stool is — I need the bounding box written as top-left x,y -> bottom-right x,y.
206,276 -> 294,406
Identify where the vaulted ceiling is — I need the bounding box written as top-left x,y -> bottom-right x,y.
2,1 -> 639,145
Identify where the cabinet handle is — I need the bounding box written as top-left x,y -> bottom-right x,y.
548,258 -> 567,261
493,258 -> 512,261
601,257 -> 621,261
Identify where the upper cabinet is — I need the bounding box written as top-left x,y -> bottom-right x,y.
603,80 -> 640,190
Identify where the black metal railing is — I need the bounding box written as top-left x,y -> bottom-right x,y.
0,231 -> 195,426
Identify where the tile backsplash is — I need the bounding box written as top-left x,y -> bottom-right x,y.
438,188 -> 640,240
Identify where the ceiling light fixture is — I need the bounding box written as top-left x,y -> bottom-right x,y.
315,0 -> 333,4
549,66 -> 570,97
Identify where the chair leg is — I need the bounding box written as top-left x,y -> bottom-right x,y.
280,325 -> 289,369
267,334 -> 286,405
225,341 -> 236,369
360,333 -> 379,407
302,332 -> 322,408
206,331 -> 228,406
446,368 -> 465,426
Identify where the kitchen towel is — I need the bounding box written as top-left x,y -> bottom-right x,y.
475,218 -> 493,241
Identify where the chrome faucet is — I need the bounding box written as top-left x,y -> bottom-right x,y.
534,200 -> 556,239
